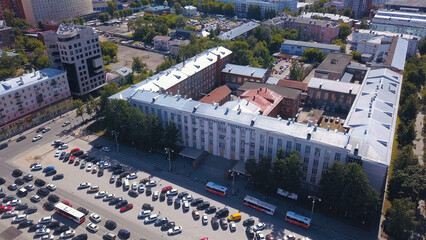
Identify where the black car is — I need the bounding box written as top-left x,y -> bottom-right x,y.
128,190 -> 138,197
160,192 -> 166,201
220,218 -> 228,229
161,221 -> 175,231
72,150 -> 84,157
167,196 -> 173,205
52,174 -> 64,180
174,198 -> 181,208
16,135 -> 26,142
98,168 -> 104,177
116,178 -> 122,187
205,206 -> 217,214
23,174 -> 33,181
14,178 -> 25,185
45,169 -> 57,176
15,203 -> 28,210
215,208 -> 229,218
34,179 -> 46,186
243,217 -> 255,226
72,233 -> 88,240
18,219 -> 34,228
113,168 -> 125,175
12,169 -> 23,177
0,143 -> 8,150
105,220 -> 117,230
211,217 -> 219,229
48,221 -> 60,229
79,154 -> 88,159
37,187 -> 49,197
76,207 -> 89,215
118,229 -> 130,239
142,203 -> 154,211
0,192 -> 6,198
197,201 -> 210,210
64,153 -> 71,161
191,198 -> 203,206
0,177 -> 5,184
3,195 -> 16,202
55,224 -> 69,234
48,194 -> 60,203
177,192 -> 189,199
109,197 -> 122,206
115,199 -> 128,209
36,127 -> 44,133
119,171 -> 130,179
24,206 -> 38,214
29,224 -> 45,232
43,202 -> 54,211
85,156 -> 95,162
94,143 -> 102,149
155,217 -> 168,226
246,226 -> 255,238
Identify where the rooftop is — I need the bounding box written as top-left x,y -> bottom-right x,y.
308,77 -> 361,95
285,16 -> 339,28
240,87 -> 284,116
0,69 -> 66,94
346,68 -> 402,166
56,23 -> 91,35
316,53 -> 353,75
218,21 -> 260,40
115,66 -> 133,77
282,40 -> 341,51
199,85 -> 231,105
386,0 -> 426,8
301,12 -> 353,22
238,82 -> 301,100
354,29 -> 421,40
222,64 -> 268,79
276,79 -> 308,91
146,6 -> 170,11
222,99 -> 261,115
385,37 -> 408,71
153,35 -> 171,42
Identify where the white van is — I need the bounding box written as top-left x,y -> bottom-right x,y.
123,179 -> 130,190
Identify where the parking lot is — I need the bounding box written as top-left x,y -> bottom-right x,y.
271,59 -> 291,79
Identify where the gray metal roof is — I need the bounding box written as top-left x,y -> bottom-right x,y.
222,64 -> 268,79
386,0 -> 426,8
218,22 -> 260,40
308,77 -> 360,95
282,40 -> 341,51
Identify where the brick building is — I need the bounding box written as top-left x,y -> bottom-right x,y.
314,53 -> 353,80
153,35 -> 171,51
199,85 -> 232,106
221,64 -> 271,90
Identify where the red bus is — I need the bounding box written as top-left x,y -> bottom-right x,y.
243,195 -> 276,215
205,182 -> 227,197
54,202 -> 85,224
285,211 -> 311,229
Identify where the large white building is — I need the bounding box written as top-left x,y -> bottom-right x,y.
20,0 -> 93,24
218,0 -> 297,18
111,67 -> 402,192
0,69 -> 70,127
371,9 -> 426,37
42,24 -> 105,96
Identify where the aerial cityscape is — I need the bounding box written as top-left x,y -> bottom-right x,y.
0,0 -> 425,239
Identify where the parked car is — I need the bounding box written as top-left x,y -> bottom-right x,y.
168,226 -> 182,235
90,213 -> 101,223
104,220 -> 117,230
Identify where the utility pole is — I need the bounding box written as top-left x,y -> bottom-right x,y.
112,130 -> 119,152
165,148 -> 174,172
228,170 -> 235,195
308,195 -> 321,219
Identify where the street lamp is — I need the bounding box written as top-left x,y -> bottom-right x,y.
165,148 -> 174,172
111,130 -> 119,152
228,170 -> 236,195
308,195 -> 321,219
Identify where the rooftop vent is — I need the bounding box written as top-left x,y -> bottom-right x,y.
193,104 -> 200,113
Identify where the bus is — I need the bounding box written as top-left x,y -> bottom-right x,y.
205,182 -> 227,197
243,195 -> 276,215
285,211 -> 311,229
54,202 -> 85,224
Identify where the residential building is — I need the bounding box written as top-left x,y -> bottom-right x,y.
0,20 -> 14,48
280,40 -> 341,56
307,77 -> 361,113
277,79 -> 308,102
111,67 -> 402,192
153,35 -> 171,51
218,22 -> 260,41
199,85 -> 232,106
145,6 -> 171,15
169,39 -> 190,57
221,64 -> 271,90
42,24 -> 105,96
371,37 -> 407,73
0,0 -> 25,20
20,0 -> 93,24
324,0 -> 345,10
371,9 -> 426,37
237,82 -> 301,119
300,12 -> 355,27
218,0 -> 297,18
183,5 -> 197,17
342,0 -> 372,19
356,36 -> 393,55
114,47 -> 232,100
0,68 -> 71,127
352,29 -> 420,57
385,0 -> 426,12
314,53 -> 353,80
40,20 -> 60,32
92,0 -> 123,12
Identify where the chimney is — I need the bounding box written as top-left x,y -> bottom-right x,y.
354,144 -> 359,156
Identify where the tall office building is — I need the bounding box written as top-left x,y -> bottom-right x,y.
343,0 -> 372,18
42,24 -> 105,96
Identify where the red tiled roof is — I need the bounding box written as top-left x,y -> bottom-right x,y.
199,85 -> 231,105
276,79 -> 308,91
240,87 -> 283,116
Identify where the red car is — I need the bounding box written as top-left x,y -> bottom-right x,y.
0,206 -> 12,212
161,186 -> 172,193
61,200 -> 72,207
70,148 -> 80,153
69,155 -> 76,163
120,203 -> 133,213
266,234 -> 274,240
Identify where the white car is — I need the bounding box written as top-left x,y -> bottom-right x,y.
31,195 -> 41,202
25,184 -> 35,191
202,214 -> 208,225
230,222 -> 236,231
166,189 -> 178,196
86,163 -> 92,172
38,216 -> 52,224
183,194 -> 194,202
3,210 -> 19,218
60,229 -> 75,238
54,151 -> 61,157
132,182 -> 137,190
144,214 -> 158,224
79,182 -> 91,189
168,226 -> 182,235
95,191 -> 108,198
101,146 -> 111,152
40,235 -> 54,240
138,184 -> 145,193
254,222 -> 266,231
51,140 -> 62,146
102,162 -> 111,168
31,164 -> 43,171
35,228 -> 50,236
42,127 -> 51,133
153,191 -> 159,200
32,134 -> 43,142
86,222 -> 99,232
183,200 -> 189,210
126,173 -> 138,179
103,194 -> 115,201
12,214 -> 28,223
145,180 -> 157,187
6,199 -> 21,206
58,144 -> 68,150
138,210 -> 151,219
90,213 -> 101,223
62,121 -> 70,127
46,184 -> 56,191
257,232 -> 266,240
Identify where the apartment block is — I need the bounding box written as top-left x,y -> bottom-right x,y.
343,0 -> 372,19
218,0 -> 297,18
0,20 -> 14,48
221,64 -> 271,90
42,24 -> 105,96
0,69 -> 71,127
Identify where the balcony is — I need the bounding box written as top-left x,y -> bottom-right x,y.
14,93 -> 21,98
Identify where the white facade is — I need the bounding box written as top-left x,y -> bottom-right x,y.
218,0 -> 297,18
356,36 -> 392,55
371,9 -> 426,37
0,69 -> 70,126
21,0 -> 93,24
43,24 -> 105,96
183,6 -> 197,17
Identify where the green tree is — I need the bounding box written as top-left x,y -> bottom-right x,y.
113,10 -> 121,19
156,58 -> 177,72
223,3 -> 235,16
350,51 -> 362,62
268,34 -> 284,53
163,120 -> 179,151
282,151 -> 302,193
338,23 -> 351,41
107,1 -> 118,15
252,41 -> 273,69
74,99 -> 85,122
132,56 -> 147,74
0,50 -> 22,80
399,94 -> 419,122
100,41 -> 118,62
339,8 -> 354,18
419,37 -> 426,55
392,145 -> 419,170
255,156 -> 272,189
400,82 -> 418,106
173,2 -> 183,14
396,120 -> 416,146
247,5 -> 261,20
245,158 -> 258,180
3,9 -> 28,30
104,99 -> 132,135
176,16 -> 186,28
99,12 -> 110,23
72,17 -> 85,25
302,48 -> 325,63
231,41 -> 254,66
289,59 -> 304,81
99,82 -> 119,114
319,162 -> 347,213
360,18 -> 369,29
384,198 -> 418,240
387,165 -> 426,202
126,107 -> 146,147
